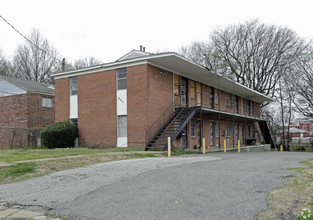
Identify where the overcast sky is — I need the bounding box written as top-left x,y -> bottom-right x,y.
1,0 -> 312,63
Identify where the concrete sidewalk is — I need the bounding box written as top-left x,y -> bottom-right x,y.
0,204 -> 61,220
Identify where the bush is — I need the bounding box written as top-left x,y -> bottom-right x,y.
40,121 -> 77,149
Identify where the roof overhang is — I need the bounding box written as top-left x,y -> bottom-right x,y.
52,52 -> 273,103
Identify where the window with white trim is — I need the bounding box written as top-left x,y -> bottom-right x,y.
117,115 -> 127,137
70,77 -> 77,95
117,68 -> 127,90
42,97 -> 53,108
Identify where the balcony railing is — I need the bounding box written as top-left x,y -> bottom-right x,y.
175,92 -> 261,118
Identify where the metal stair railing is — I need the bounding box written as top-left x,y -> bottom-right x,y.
145,102 -> 175,147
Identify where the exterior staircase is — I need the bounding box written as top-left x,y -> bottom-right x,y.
145,106 -> 196,151
258,121 -> 276,149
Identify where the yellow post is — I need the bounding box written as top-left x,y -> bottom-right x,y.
238,140 -> 240,152
168,137 -> 171,157
202,138 -> 205,155
224,139 -> 226,152
280,145 -> 283,152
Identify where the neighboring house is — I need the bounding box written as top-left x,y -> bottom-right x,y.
52,49 -> 273,150
290,122 -> 313,134
0,76 -> 54,148
287,127 -> 311,138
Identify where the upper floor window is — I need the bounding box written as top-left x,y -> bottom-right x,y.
70,77 -> 77,95
117,68 -> 127,90
226,93 -> 232,107
42,97 -> 53,108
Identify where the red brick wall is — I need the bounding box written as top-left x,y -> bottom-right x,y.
147,65 -> 174,125
77,70 -> 117,148
55,78 -> 69,122
27,93 -> 54,128
0,94 -> 28,128
0,93 -> 55,148
127,64 -> 148,148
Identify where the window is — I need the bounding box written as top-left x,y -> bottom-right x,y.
42,97 -> 53,107
248,100 -> 252,116
226,123 -> 232,137
70,77 -> 77,95
117,115 -> 127,137
226,93 -> 232,107
70,118 -> 78,126
216,121 -> 220,137
117,68 -> 127,90
191,119 -> 196,137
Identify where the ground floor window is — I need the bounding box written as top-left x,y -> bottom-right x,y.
117,115 -> 127,137
70,118 -> 78,126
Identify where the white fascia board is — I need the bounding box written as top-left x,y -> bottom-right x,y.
147,57 -> 273,103
52,60 -> 149,79
52,53 -> 176,79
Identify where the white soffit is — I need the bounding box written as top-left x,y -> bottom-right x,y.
147,54 -> 273,103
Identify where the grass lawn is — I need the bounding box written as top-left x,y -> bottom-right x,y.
0,147 -> 167,185
258,159 -> 313,220
0,147 -> 145,162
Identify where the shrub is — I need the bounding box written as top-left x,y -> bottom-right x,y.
40,121 -> 78,149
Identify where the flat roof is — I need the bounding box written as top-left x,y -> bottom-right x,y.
52,52 -> 273,103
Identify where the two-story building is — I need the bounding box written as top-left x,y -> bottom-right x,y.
0,76 -> 54,148
52,49 -> 273,150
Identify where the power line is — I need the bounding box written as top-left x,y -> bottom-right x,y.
0,14 -> 62,63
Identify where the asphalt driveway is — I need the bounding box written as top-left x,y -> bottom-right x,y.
0,152 -> 312,220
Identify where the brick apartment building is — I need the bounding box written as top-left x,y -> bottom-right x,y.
52,49 -> 273,150
0,76 -> 54,148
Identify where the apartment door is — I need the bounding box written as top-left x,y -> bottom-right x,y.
210,121 -> 215,146
180,77 -> 188,107
196,120 -> 201,147
235,96 -> 239,114
242,125 -> 245,145
210,87 -> 214,109
181,126 -> 188,149
235,124 -> 239,144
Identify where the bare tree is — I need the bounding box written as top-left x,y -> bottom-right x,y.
73,57 -> 102,69
11,29 -> 61,84
276,75 -> 295,148
292,46 -> 313,118
181,20 -> 308,99
0,49 -> 11,76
